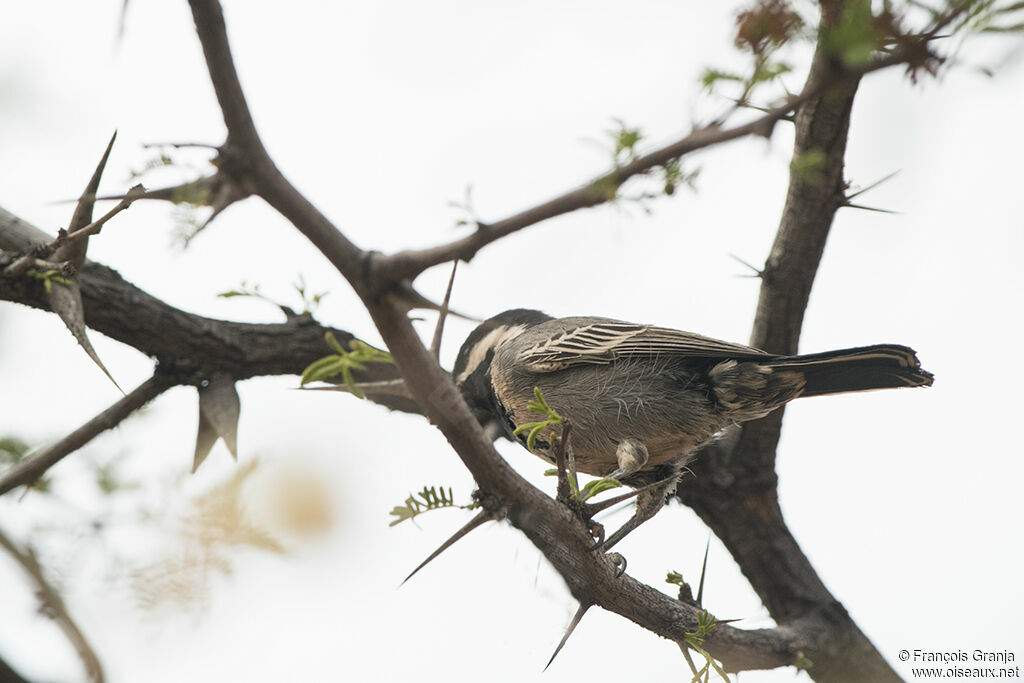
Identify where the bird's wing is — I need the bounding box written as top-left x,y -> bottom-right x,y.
517,321 -> 770,372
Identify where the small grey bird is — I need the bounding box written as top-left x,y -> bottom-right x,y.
453,309 -> 933,548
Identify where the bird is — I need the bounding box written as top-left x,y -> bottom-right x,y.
453,308 -> 933,549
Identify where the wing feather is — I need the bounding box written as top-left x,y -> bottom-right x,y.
518,321 -> 769,372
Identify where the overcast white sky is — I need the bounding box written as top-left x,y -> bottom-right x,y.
1,1 -> 1023,682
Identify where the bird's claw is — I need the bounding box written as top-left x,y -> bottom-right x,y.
606,552 -> 627,577
587,519 -> 605,550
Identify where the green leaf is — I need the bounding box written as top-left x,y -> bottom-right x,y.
299,335 -> 394,396
325,331 -> 346,354
300,356 -> 349,385
699,68 -> 744,91
388,485 -> 465,526
577,477 -> 623,502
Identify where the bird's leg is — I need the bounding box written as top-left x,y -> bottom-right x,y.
601,473 -> 681,550
607,438 -> 649,481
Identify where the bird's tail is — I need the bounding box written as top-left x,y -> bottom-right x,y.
764,344 -> 933,398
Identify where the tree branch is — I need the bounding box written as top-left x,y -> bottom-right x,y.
186,0 -> 367,287
677,3 -> 915,681
372,40 -> 941,284
0,374 -> 171,495
0,655 -> 32,683
0,527 -> 104,683
0,207 -> 419,414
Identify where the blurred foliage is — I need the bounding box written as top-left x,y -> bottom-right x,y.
790,148 -> 828,184
131,457 -> 335,609
218,274 -> 328,316
0,435 -> 31,463
2,433 -> 334,614
0,435 -> 50,492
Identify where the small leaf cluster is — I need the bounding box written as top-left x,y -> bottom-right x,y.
609,118 -> 643,167
543,467 -> 622,502
819,0 -> 1024,76
734,0 -> 804,53
702,0 -> 803,97
576,477 -> 622,502
684,610 -> 730,683
662,159 -> 701,196
300,332 -> 394,398
666,570 -> 686,586
219,275 -> 327,314
25,268 -> 72,294
528,389 -> 622,502
513,386 -> 563,451
127,152 -> 175,182
389,485 -> 470,527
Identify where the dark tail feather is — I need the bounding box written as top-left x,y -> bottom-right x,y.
765,344 -> 934,398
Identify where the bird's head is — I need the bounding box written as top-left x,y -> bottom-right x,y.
452,308 -> 552,425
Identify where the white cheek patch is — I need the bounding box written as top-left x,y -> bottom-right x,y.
456,324 -> 527,384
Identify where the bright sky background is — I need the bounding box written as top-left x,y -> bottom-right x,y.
1,1 -> 1022,682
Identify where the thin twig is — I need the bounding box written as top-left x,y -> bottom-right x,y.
31,184 -> 145,264
374,37 -> 946,283
65,184 -> 145,240
0,374 -> 172,496
429,260 -> 458,360
0,528 -> 105,682
1,256 -> 66,279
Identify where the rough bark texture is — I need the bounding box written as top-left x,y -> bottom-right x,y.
677,4 -> 902,681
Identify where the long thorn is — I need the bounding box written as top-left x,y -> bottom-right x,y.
728,252 -> 763,278
584,472 -> 680,515
401,510 -> 492,585
845,169 -> 900,201
842,202 -> 899,215
429,260 -> 458,360
544,602 -> 591,671
696,534 -> 711,608
70,130 -> 117,232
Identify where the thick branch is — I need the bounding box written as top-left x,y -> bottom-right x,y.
678,3 -> 905,682
363,302 -> 808,673
186,0 -> 367,287
0,655 -> 32,683
0,207 -> 418,413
